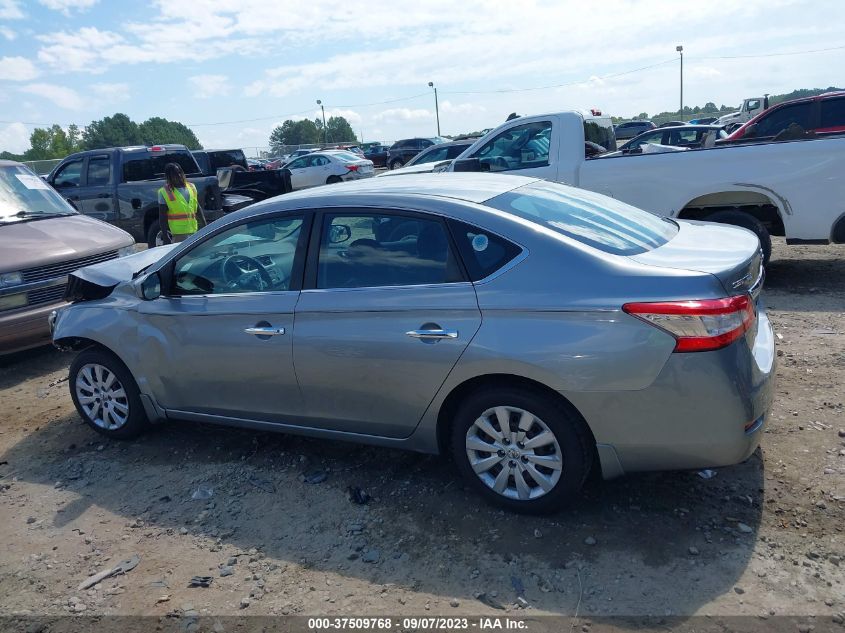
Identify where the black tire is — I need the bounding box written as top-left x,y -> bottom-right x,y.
326,175 -> 342,184
389,159 -> 404,170
69,348 -> 149,440
704,209 -> 772,265
146,219 -> 162,249
450,386 -> 593,514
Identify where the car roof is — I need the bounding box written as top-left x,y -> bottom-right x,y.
228,173 -> 539,222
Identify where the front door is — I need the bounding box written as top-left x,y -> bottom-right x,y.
139,213 -> 308,422
285,156 -> 310,190
467,119 -> 557,181
293,210 -> 482,438
75,155 -> 118,224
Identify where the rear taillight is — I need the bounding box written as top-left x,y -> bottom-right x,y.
623,295 -> 755,352
346,164 -> 359,171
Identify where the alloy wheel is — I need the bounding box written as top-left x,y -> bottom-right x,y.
75,363 -> 130,430
465,406 -> 563,500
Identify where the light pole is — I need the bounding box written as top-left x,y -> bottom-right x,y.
428,81 -> 440,137
676,45 -> 684,120
316,99 -> 327,145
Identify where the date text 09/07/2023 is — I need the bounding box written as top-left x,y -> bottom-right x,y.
308,617 -> 529,630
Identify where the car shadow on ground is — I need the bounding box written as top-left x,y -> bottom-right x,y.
1,412 -> 764,619
764,248 -> 844,313
0,345 -> 68,391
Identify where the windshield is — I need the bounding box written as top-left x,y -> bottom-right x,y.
484,181 -> 677,256
0,164 -> 76,221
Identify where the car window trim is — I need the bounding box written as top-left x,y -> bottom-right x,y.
303,207 -> 470,291
161,209 -> 314,297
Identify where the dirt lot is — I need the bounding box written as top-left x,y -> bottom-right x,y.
0,239 -> 843,627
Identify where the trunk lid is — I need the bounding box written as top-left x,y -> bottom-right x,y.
630,219 -> 764,298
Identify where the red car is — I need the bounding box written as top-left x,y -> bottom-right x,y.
728,91 -> 845,141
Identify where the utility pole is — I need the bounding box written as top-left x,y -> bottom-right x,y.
428,82 -> 441,136
316,99 -> 327,145
676,45 -> 684,120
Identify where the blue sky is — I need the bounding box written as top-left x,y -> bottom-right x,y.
1,0 -> 844,154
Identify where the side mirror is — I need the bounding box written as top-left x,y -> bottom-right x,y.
136,272 -> 161,301
329,224 -> 352,244
452,157 -> 490,173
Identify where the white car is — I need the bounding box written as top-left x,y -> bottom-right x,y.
284,151 -> 374,190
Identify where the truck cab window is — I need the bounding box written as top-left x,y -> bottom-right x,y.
472,121 -> 552,172
53,160 -> 83,188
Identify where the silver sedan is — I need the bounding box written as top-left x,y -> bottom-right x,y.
51,174 -> 775,513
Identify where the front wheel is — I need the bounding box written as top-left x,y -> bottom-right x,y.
450,387 -> 593,514
705,209 -> 772,265
69,348 -> 149,440
389,159 -> 404,170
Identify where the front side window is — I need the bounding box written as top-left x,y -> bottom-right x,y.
53,159 -> 83,188
471,121 -> 552,172
86,156 -> 111,186
287,157 -> 308,169
408,146 -> 449,166
484,181 -> 677,256
753,103 -> 812,137
316,213 -> 463,289
172,216 -> 303,295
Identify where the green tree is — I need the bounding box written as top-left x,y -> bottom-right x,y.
138,117 -> 202,149
82,113 -> 142,149
325,116 -> 357,143
67,123 -> 81,152
26,128 -> 52,160
269,119 -> 320,151
48,124 -> 71,157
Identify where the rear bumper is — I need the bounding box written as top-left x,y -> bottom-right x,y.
0,300 -> 64,355
568,308 -> 776,478
342,171 -> 375,182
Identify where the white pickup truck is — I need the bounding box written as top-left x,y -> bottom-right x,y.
448,110 -> 845,263
714,96 -> 769,129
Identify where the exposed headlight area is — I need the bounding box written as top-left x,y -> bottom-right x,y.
117,245 -> 136,258
0,271 -> 23,287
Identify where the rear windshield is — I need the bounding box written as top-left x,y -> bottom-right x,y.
484,181 -> 677,256
122,151 -> 201,182
332,151 -> 362,162
208,150 -> 247,170
0,164 -> 76,221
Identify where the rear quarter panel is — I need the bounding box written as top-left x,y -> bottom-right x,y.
578,136 -> 845,241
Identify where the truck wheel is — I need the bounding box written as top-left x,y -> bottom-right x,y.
705,209 -> 772,266
146,220 -> 164,249
389,159 -> 404,170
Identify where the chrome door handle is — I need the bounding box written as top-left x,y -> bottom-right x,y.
406,329 -> 458,340
244,326 -> 285,336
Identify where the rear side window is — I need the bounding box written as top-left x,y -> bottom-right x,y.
820,97 -> 845,129
448,219 -> 522,281
484,181 -> 677,256
122,151 -> 200,181
208,150 -> 247,170
86,155 -> 111,186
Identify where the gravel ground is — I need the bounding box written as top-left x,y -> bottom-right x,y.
0,239 -> 842,626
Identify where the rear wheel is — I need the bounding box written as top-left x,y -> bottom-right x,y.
146,220 -> 166,249
326,175 -> 342,184
69,348 -> 149,440
704,209 -> 772,265
389,159 -> 404,170
450,386 -> 592,514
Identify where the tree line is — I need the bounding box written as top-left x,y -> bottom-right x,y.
269,116 -> 357,154
0,113 -> 202,162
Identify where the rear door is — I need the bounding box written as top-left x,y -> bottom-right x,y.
818,95 -> 845,134
293,208 -> 482,438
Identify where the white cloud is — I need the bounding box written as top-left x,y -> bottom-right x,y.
38,0 -> 98,15
0,121 -> 30,154
37,27 -> 124,73
188,74 -> 230,99
0,56 -> 39,81
0,26 -> 16,40
19,83 -> 86,110
440,100 -> 486,115
373,108 -> 433,123
0,0 -> 23,19
91,82 -> 130,103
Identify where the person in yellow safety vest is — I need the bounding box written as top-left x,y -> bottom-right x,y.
157,162 -> 207,244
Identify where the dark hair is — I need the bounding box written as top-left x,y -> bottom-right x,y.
164,162 -> 187,189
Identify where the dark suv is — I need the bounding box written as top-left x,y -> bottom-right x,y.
386,137 -> 444,170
